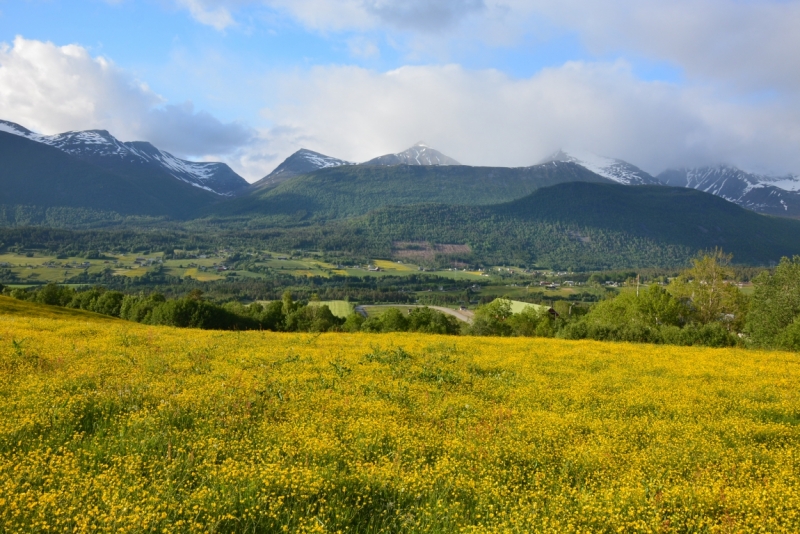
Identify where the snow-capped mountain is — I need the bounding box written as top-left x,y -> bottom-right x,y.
659,166 -> 800,218
540,150 -> 661,186
0,120 -> 248,196
253,149 -> 352,189
362,142 -> 460,166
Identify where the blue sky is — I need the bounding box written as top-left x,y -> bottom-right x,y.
1,0 -> 799,179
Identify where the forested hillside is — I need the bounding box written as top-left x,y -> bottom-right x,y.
213,161 -> 611,222
269,182 -> 800,268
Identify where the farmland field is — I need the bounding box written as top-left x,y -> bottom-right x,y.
2,306 -> 800,532
309,300 -> 354,319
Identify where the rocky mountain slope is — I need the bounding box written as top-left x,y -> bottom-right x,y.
362,142 -> 460,166
658,166 -> 800,218
540,150 -> 662,185
252,149 -> 352,190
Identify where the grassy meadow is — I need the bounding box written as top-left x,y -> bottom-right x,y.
2,303 -> 800,532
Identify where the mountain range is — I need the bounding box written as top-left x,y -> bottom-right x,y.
3,117 -> 799,220
2,117 -> 800,267
256,143 -> 800,218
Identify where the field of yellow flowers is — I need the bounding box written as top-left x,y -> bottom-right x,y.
2,300 -> 800,533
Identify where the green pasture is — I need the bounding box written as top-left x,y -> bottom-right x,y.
309,300 -> 354,319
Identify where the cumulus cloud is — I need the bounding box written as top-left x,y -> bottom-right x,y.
0,37 -> 253,158
141,103 -> 253,156
178,1 -> 800,95
528,0 -> 800,94
246,62 -> 800,178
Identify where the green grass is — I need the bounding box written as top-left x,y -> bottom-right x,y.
0,295 -> 118,321
508,300 -> 553,314
310,300 -> 354,319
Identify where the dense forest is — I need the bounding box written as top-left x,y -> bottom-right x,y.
4,186 -> 800,271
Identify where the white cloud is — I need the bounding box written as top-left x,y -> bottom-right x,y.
245,62 -> 800,178
175,0 -> 236,31
527,0 -> 800,94
0,37 -> 252,158
178,1 -> 800,96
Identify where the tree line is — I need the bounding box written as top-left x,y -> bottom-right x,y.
1,285 -> 461,336
467,251 -> 800,350
5,251 -> 800,350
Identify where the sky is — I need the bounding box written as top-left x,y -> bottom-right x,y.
1,0 -> 799,181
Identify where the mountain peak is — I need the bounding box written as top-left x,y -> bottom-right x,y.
540,149 -> 661,186
362,143 -> 460,167
253,148 -> 353,189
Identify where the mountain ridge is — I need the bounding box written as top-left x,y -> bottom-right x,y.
658,166 -> 800,218
213,160 -> 613,222
540,150 -> 662,185
0,120 -> 248,196
0,130 -> 217,218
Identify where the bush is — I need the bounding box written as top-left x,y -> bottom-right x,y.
342,312 -> 365,333
35,283 -> 74,307
285,304 -> 344,333
469,299 -> 513,337
407,307 -> 461,335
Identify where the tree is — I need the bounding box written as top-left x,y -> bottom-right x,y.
342,312 -> 365,332
469,298 -> 513,336
380,308 -> 409,332
282,291 -> 298,316
507,306 -> 555,337
746,256 -> 800,348
285,304 -> 343,332
669,250 -> 748,331
35,283 -> 73,307
407,307 -> 461,335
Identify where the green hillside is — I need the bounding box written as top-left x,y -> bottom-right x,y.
0,132 -> 221,219
260,182 -> 800,269
212,161 -> 612,222
0,294 -> 118,322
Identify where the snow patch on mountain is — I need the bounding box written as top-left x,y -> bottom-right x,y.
253,149 -> 353,189
658,165 -> 800,218
301,151 -> 351,170
541,150 -> 661,185
362,142 -> 461,166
